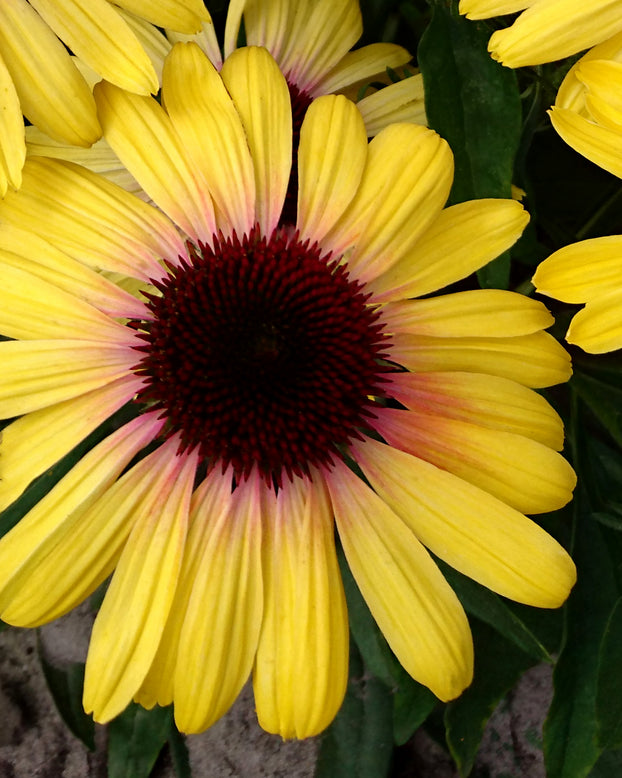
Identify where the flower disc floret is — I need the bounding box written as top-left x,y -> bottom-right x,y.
134,226 -> 390,484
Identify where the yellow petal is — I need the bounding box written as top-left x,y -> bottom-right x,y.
28,0 -> 158,94
297,95 -> 367,245
487,0 -> 622,68
326,460 -> 473,702
388,371 -> 565,450
113,0 -> 210,33
95,80 -> 216,243
160,470 -> 264,733
221,47 -> 292,236
0,0 -> 101,146
25,125 -> 142,196
0,52 -> 24,195
356,76 -> 427,138
254,474 -> 348,738
0,157 -> 184,279
381,289 -> 553,338
224,0 -> 287,60
375,407 -> 575,514
566,289 -> 622,353
314,43 -> 412,95
0,339 -> 136,418
0,375 -> 140,514
0,412 -> 164,625
324,124 -> 453,280
550,106 -> 622,178
533,235 -> 622,303
459,0 -> 530,18
279,0 -> 362,92
370,199 -> 529,302
0,224 -> 147,319
118,7 -> 172,85
167,20 -> 222,70
577,60 -> 622,131
0,257 -> 133,341
162,42 -> 255,237
353,437 -> 577,608
389,330 -> 572,389
84,444 -> 198,723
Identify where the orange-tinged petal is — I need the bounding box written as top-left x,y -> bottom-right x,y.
0,0 -> 100,146
166,471 -> 264,732
297,95 -> 367,245
375,407 -> 575,514
0,412 -> 164,625
28,0 -> 158,94
0,339 -> 137,418
221,47 -> 292,236
388,371 -> 565,450
254,474 -> 348,738
95,80 -> 216,243
0,375 -> 141,514
162,42 -> 255,237
326,460 -> 473,702
323,124 -> 453,280
381,289 -> 553,339
353,437 -> 577,608
84,443 -> 198,723
389,331 -> 572,388
370,199 -> 529,302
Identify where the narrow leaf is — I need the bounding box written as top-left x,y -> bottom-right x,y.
108,703 -> 173,778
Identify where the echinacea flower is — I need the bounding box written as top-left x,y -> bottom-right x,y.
0,44 -> 576,738
459,0 -> 622,68
0,0 -> 209,196
25,0 -> 426,192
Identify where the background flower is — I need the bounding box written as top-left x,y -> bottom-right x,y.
458,0 -> 622,68
0,44 -> 575,739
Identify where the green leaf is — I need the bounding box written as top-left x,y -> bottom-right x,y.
167,723 -> 192,778
315,642 -> 394,778
417,0 -> 521,289
37,637 -> 95,751
107,703 -> 173,778
444,621 -> 536,777
543,506 -> 616,778
440,562 -> 552,662
571,371 -> 622,449
596,598 -> 622,749
393,678 -> 437,746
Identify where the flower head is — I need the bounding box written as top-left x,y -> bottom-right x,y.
0,0 -> 209,195
25,0 -> 426,190
0,44 -> 576,737
459,0 -> 622,68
